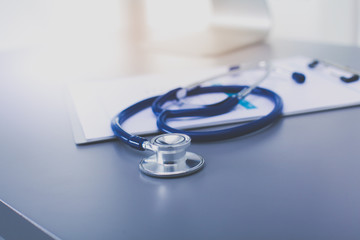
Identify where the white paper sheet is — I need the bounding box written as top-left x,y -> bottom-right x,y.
68,56 -> 360,144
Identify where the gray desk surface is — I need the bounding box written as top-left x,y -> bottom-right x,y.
1,39 -> 360,240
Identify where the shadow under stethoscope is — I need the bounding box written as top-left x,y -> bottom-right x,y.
137,164 -> 207,212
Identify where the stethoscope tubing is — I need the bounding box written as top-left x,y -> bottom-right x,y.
154,85 -> 283,141
111,85 -> 283,149
111,96 -> 157,150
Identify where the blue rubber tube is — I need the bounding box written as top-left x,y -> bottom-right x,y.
154,86 -> 283,141
111,96 -> 158,150
111,85 -> 283,148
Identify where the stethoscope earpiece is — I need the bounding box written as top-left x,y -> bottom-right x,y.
292,72 -> 306,84
308,59 -> 359,83
139,133 -> 205,178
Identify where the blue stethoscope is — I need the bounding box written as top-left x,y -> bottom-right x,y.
111,62 -> 305,178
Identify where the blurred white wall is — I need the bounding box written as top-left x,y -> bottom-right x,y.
0,0 -> 123,51
0,0 -> 359,51
266,0 -> 360,46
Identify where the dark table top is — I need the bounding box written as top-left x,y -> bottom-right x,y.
1,39 -> 360,240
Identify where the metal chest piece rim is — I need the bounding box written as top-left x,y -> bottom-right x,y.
139,133 -> 205,178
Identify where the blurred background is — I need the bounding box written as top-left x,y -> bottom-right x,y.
268,0 -> 359,46
0,0 -> 359,52
0,0 -> 359,82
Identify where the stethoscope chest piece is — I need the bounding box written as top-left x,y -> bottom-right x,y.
139,133 -> 205,178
